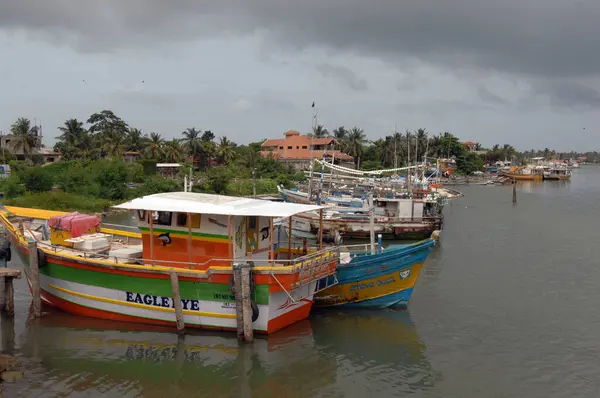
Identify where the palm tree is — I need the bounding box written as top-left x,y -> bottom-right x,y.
125,128 -> 145,152
100,127 -> 126,159
344,127 -> 367,168
312,124 -> 329,138
163,139 -> 185,163
201,130 -> 215,142
332,126 -> 347,140
217,137 -> 236,165
57,119 -> 86,147
9,117 -> 40,155
415,128 -> 428,161
144,132 -> 165,160
182,128 -> 202,159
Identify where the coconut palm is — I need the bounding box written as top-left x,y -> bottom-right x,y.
312,124 -> 329,138
344,127 -> 367,168
182,127 -> 202,158
217,137 -> 236,165
162,139 -> 185,163
201,130 -> 215,142
100,127 -> 126,159
144,132 -> 165,160
9,117 -> 40,155
57,119 -> 86,148
125,128 -> 146,152
332,126 -> 347,140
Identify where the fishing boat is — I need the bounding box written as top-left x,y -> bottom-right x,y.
543,167 -> 571,180
499,166 -> 543,181
0,193 -> 339,334
294,196 -> 443,240
314,239 -> 435,308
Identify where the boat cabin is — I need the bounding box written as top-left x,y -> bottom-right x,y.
114,192 -> 327,269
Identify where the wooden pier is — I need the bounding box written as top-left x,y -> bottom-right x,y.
0,268 -> 21,316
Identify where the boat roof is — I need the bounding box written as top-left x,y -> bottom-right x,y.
114,192 -> 326,217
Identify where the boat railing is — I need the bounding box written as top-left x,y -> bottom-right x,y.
33,239 -> 339,274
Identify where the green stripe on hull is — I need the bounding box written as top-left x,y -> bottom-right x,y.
138,226 -> 228,240
39,261 -> 269,305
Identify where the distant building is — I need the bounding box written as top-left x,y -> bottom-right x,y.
260,130 -> 354,170
122,151 -> 141,164
0,132 -> 60,163
461,141 -> 479,152
157,163 -> 182,178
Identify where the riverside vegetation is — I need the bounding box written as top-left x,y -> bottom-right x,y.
0,110 -> 594,212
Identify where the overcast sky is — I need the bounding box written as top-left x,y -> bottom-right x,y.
1,1 -> 598,151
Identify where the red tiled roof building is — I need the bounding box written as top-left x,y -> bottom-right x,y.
261,130 -> 354,170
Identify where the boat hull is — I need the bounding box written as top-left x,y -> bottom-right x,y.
3,215 -> 336,335
499,171 -> 543,181
314,240 -> 434,308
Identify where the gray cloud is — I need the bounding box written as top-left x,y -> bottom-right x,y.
315,63 -> 368,91
477,86 -> 508,106
535,81 -> 600,109
2,1 -> 599,79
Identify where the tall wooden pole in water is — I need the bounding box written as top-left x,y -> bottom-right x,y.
368,193 -> 376,255
233,264 -> 244,339
240,265 -> 254,343
170,272 -> 185,333
28,241 -> 41,318
512,179 -> 517,203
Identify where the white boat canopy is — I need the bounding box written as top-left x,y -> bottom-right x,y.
114,192 -> 325,217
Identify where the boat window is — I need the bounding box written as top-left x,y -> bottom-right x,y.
137,209 -> 145,221
302,146 -> 307,149
287,146 -> 292,149
153,211 -> 172,226
176,213 -> 187,227
190,214 -> 201,228
248,216 -> 257,230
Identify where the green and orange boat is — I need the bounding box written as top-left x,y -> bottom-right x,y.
0,193 -> 338,334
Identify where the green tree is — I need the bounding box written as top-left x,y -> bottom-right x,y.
9,117 -> 40,155
344,127 -> 367,168
201,130 -> 215,142
94,160 -> 128,200
162,139 -> 185,163
456,152 -> 484,174
217,137 -> 236,165
312,124 -> 329,138
332,126 -> 347,140
125,128 -> 146,152
21,167 -> 53,192
144,133 -> 164,160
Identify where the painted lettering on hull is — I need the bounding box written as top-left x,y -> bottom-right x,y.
125,292 -> 201,311
349,275 -> 396,292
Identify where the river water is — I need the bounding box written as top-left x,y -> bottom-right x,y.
3,167 -> 600,397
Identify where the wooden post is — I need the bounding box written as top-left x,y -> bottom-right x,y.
187,213 -> 193,265
288,216 -> 292,260
318,209 -> 324,250
233,264 -> 244,339
268,217 -> 274,263
240,264 -> 254,343
3,277 -> 14,315
228,215 -> 233,263
149,213 -> 155,265
28,241 -> 41,318
170,271 -> 185,333
512,180 -> 517,203
368,193 -> 376,255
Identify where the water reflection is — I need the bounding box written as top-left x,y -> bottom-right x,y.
9,306 -> 436,397
311,309 -> 437,395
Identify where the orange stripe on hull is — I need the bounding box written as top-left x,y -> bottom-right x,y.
267,302 -> 313,334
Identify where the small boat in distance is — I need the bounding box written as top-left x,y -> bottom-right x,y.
543,167 -> 572,180
314,239 -> 435,308
499,166 -> 543,181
